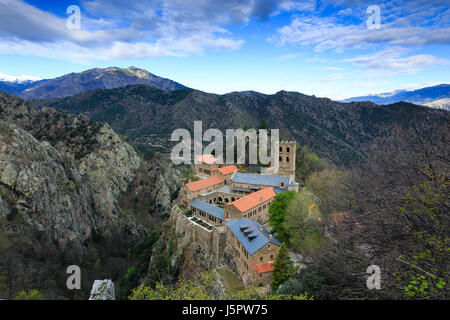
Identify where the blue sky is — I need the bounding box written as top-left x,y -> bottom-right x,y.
0,0 -> 449,99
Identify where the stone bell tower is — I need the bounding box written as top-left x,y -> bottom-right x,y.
278,140 -> 296,177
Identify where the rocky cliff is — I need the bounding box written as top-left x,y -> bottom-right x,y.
147,202 -> 228,283
0,91 -> 146,246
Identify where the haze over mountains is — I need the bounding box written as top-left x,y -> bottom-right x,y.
343,84 -> 450,111
0,67 -> 186,99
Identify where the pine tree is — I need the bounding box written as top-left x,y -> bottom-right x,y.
271,243 -> 294,291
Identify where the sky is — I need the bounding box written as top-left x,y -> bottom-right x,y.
0,0 -> 449,100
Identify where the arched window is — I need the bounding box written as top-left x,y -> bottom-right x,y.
287,147 -> 290,152
279,156 -> 282,162
286,156 -> 290,162
279,146 -> 283,152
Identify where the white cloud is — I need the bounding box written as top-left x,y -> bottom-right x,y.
270,16 -> 450,52
276,53 -> 300,61
342,48 -> 449,70
0,0 -> 287,62
269,0 -> 450,51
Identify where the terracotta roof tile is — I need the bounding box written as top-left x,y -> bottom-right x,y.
213,165 -> 238,175
195,154 -> 218,164
252,262 -> 274,274
186,175 -> 224,192
225,187 -> 276,213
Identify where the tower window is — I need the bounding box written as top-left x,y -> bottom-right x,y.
279,156 -> 282,161
287,147 -> 290,152
279,147 -> 283,152
286,156 -> 290,162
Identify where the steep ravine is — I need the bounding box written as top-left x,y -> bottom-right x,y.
0,91 -> 182,299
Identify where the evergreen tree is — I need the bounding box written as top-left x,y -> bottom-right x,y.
272,243 -> 294,291
268,190 -> 296,242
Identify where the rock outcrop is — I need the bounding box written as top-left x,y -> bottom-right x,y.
0,91 -> 145,246
153,204 -> 227,280
0,120 -> 143,245
89,279 -> 115,300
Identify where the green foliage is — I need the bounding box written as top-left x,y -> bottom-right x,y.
271,243 -> 294,291
283,192 -> 326,253
277,278 -> 319,298
296,146 -> 329,182
305,168 -> 351,220
182,168 -> 199,183
15,289 -> 43,300
129,271 -> 217,300
268,190 -> 296,243
129,270 -> 311,300
396,172 -> 449,299
257,120 -> 269,130
116,230 -> 161,299
124,267 -> 137,280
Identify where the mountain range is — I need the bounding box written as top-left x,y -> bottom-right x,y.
343,84 -> 450,110
0,67 -> 186,100
0,66 -> 448,167
32,84 -> 448,167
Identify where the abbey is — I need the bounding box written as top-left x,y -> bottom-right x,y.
176,141 -> 298,287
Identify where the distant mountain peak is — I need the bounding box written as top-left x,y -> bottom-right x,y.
0,66 -> 186,100
343,84 -> 450,111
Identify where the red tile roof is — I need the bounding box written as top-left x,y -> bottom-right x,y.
195,154 -> 218,164
252,262 -> 274,274
213,165 -> 238,175
186,175 -> 224,192
225,187 -> 276,213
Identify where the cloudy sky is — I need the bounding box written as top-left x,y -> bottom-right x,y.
0,0 -> 449,99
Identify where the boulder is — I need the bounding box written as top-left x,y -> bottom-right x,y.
89,279 -> 115,300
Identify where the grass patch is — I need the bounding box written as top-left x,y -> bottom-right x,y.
217,266 -> 244,294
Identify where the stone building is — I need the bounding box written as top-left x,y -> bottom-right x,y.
230,172 -> 299,195
224,187 -> 276,223
189,198 -> 225,226
194,154 -> 219,176
212,165 -> 239,184
198,185 -> 241,205
226,218 -> 281,286
179,144 -> 299,287
278,141 -> 296,177
181,175 -> 225,205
